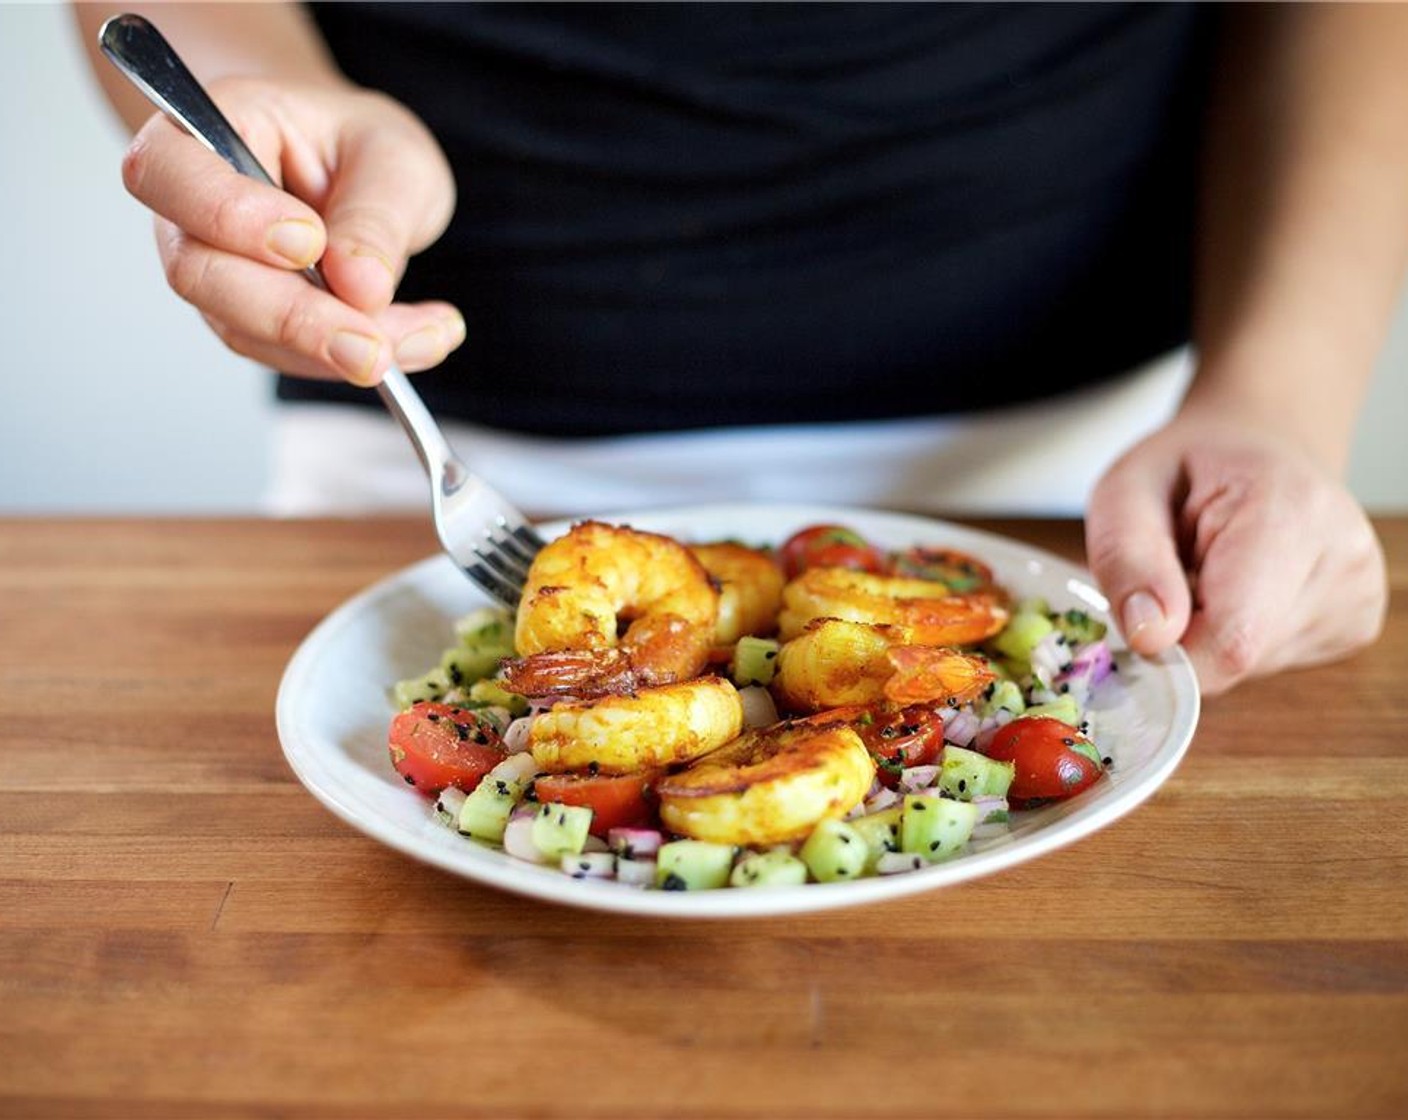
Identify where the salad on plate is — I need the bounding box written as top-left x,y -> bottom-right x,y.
381,519 -> 1123,893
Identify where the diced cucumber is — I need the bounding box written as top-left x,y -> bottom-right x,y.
729,848 -> 809,888
440,645 -> 509,691
799,818 -> 868,883
1016,596 -> 1051,616
938,745 -> 1015,801
531,802 -> 594,859
391,667 -> 451,710
561,852 -> 615,880
454,607 -> 514,647
980,678 -> 1026,720
731,636 -> 781,687
466,678 -> 529,717
991,610 -> 1055,663
900,795 -> 980,862
655,840 -> 736,890
1025,695 -> 1083,726
849,808 -> 903,872
458,777 -> 524,843
1053,608 -> 1107,645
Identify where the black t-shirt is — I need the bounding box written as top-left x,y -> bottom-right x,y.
288,2 -> 1215,437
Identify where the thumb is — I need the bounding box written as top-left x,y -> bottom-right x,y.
316,118 -> 456,315
1084,450 -> 1192,657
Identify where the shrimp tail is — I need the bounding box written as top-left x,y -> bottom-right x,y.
882,646 -> 996,706
500,649 -> 643,699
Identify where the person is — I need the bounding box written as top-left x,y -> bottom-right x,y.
75,3 -> 1402,698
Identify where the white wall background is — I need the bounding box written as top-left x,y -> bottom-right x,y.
2,3 -> 1405,514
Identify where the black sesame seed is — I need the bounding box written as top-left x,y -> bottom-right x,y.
912,800 -> 927,811
403,774 -> 415,786
661,872 -> 688,891
1102,757 -> 1114,768
930,841 -> 941,851
958,779 -> 967,793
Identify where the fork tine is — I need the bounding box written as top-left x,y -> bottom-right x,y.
462,551 -> 525,610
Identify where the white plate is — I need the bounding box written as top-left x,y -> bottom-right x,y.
276,503 -> 1199,918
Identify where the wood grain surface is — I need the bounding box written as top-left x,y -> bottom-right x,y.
1,517 -> 1405,1119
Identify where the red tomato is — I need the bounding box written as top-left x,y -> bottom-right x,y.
387,702 -> 507,795
982,716 -> 1103,804
533,770 -> 661,838
851,706 -> 947,787
888,547 -> 995,592
779,524 -> 886,579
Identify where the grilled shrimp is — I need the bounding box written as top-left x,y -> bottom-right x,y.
777,567 -> 1008,646
505,521 -> 719,697
529,677 -> 744,774
656,715 -> 875,845
772,618 -> 996,712
689,542 -> 786,645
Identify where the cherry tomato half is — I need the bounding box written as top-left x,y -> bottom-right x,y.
533,771 -> 661,838
982,716 -> 1103,804
779,524 -> 886,579
851,706 -> 947,787
388,702 -> 508,795
887,547 -> 995,593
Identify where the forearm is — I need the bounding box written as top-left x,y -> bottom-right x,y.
72,2 -> 345,133
1188,3 -> 1408,475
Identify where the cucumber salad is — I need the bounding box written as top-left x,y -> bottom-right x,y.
385,521 -> 1118,892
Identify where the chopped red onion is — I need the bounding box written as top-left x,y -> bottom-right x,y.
607,827 -> 663,858
502,715 -> 536,754
898,765 -> 941,792
561,852 -> 615,879
864,786 -> 902,814
945,708 -> 981,747
502,816 -> 545,863
875,851 -> 927,875
614,856 -> 657,888
738,685 -> 779,729
971,795 -> 1009,824
1029,630 -> 1071,688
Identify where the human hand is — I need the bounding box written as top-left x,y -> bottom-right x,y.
120,76 -> 462,386
1084,410 -> 1387,696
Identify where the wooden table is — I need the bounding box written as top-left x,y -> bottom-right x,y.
1,517 -> 1405,1119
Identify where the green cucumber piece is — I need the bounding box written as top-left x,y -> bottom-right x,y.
440,645 -> 508,691
849,808 -> 904,873
391,667 -> 451,709
729,848 -> 809,888
531,803 -> 594,859
458,778 -> 525,843
1025,695 -> 1083,726
454,607 -> 514,647
900,796 -> 980,862
1053,608 -> 1108,645
938,745 -> 1015,801
466,678 -> 529,717
980,678 -> 1026,719
655,840 -> 736,891
991,610 -> 1055,663
799,818 -> 868,883
731,636 -> 781,687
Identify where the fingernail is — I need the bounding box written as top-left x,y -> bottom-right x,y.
1121,590 -> 1165,648
444,310 -> 467,350
394,324 -> 447,372
330,330 -> 381,385
267,220 -> 322,267
351,245 -> 398,289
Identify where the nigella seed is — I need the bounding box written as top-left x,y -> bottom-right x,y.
403,774 -> 415,786
661,872 -> 688,891
958,779 -> 967,792
930,841 -> 941,851
1102,757 -> 1114,768
839,834 -> 852,844
912,800 -> 927,811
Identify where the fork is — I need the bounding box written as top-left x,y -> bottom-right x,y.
98,13 -> 545,608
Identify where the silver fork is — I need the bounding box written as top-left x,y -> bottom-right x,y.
99,13 -> 545,608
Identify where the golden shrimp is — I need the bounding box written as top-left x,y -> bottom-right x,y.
689,541 -> 786,645
777,567 -> 1008,646
529,676 -> 744,775
504,521 -> 719,697
656,715 -> 875,845
772,618 -> 996,712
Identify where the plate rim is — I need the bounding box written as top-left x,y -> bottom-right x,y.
275,502 -> 1200,919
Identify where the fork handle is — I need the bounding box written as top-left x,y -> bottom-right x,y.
98,13 -> 459,483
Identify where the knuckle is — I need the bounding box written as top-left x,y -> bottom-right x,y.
163,238 -> 213,305
1209,615 -> 1261,682
120,133 -> 153,199
207,189 -> 258,249
272,293 -> 323,358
